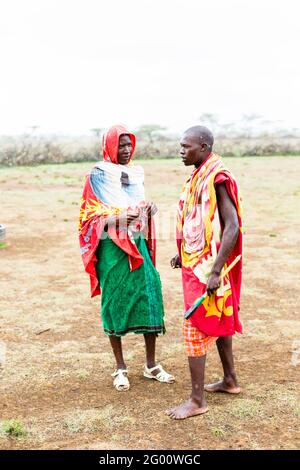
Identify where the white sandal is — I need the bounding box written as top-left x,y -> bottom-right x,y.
143,364 -> 175,383
111,369 -> 130,391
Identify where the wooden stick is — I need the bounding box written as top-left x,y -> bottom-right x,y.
221,254 -> 242,278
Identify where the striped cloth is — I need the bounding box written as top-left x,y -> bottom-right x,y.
183,318 -> 217,357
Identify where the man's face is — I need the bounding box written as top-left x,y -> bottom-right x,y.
118,134 -> 132,165
179,133 -> 204,167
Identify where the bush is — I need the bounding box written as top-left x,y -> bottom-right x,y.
0,135 -> 299,166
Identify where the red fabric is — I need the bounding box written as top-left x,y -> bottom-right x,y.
180,169 -> 243,337
214,171 -> 243,325
102,125 -> 136,164
79,125 -> 156,298
182,265 -> 242,336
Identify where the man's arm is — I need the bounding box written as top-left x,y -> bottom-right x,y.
206,182 -> 239,296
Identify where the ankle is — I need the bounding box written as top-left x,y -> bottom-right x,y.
224,373 -> 238,386
116,364 -> 127,371
190,394 -> 206,407
146,361 -> 156,369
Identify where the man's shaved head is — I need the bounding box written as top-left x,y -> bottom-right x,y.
184,126 -> 214,150
180,125 -> 214,167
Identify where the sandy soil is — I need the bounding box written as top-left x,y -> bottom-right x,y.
0,157 -> 299,450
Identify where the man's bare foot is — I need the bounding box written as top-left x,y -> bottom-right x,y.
204,379 -> 241,394
165,398 -> 208,420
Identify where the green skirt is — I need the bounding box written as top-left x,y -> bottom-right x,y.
96,233 -> 165,337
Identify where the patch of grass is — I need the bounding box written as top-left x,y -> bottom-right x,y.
2,419 -> 27,437
78,371 -> 89,380
230,399 -> 262,419
63,406 -> 136,435
63,420 -> 82,434
252,386 -> 300,420
269,233 -> 277,237
125,352 -> 135,361
291,408 -> 300,417
98,351 -> 114,367
211,427 -> 226,437
94,411 -> 135,431
276,392 -> 300,417
0,242 -> 7,249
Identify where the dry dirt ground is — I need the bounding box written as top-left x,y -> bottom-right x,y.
0,157 -> 299,450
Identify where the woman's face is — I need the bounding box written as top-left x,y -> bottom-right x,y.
118,134 -> 133,165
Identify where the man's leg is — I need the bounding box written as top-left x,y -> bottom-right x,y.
109,335 -> 126,370
205,336 -> 240,394
166,356 -> 208,419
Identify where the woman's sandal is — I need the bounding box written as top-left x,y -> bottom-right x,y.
111,369 -> 130,391
143,364 -> 175,383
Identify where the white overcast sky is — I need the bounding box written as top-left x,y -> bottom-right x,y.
0,0 -> 299,134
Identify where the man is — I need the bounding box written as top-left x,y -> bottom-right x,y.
166,126 -> 243,419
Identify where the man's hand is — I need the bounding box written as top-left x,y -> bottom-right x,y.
206,271 -> 221,296
170,254 -> 182,269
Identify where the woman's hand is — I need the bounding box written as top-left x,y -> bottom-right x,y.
105,210 -> 139,230
117,210 -> 139,229
145,202 -> 158,217
170,254 -> 182,269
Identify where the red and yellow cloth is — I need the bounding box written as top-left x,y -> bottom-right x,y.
177,153 -> 243,354
79,125 -> 156,298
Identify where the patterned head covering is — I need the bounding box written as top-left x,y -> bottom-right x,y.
102,125 -> 136,164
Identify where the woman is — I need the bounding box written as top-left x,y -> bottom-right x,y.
79,125 -> 174,391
